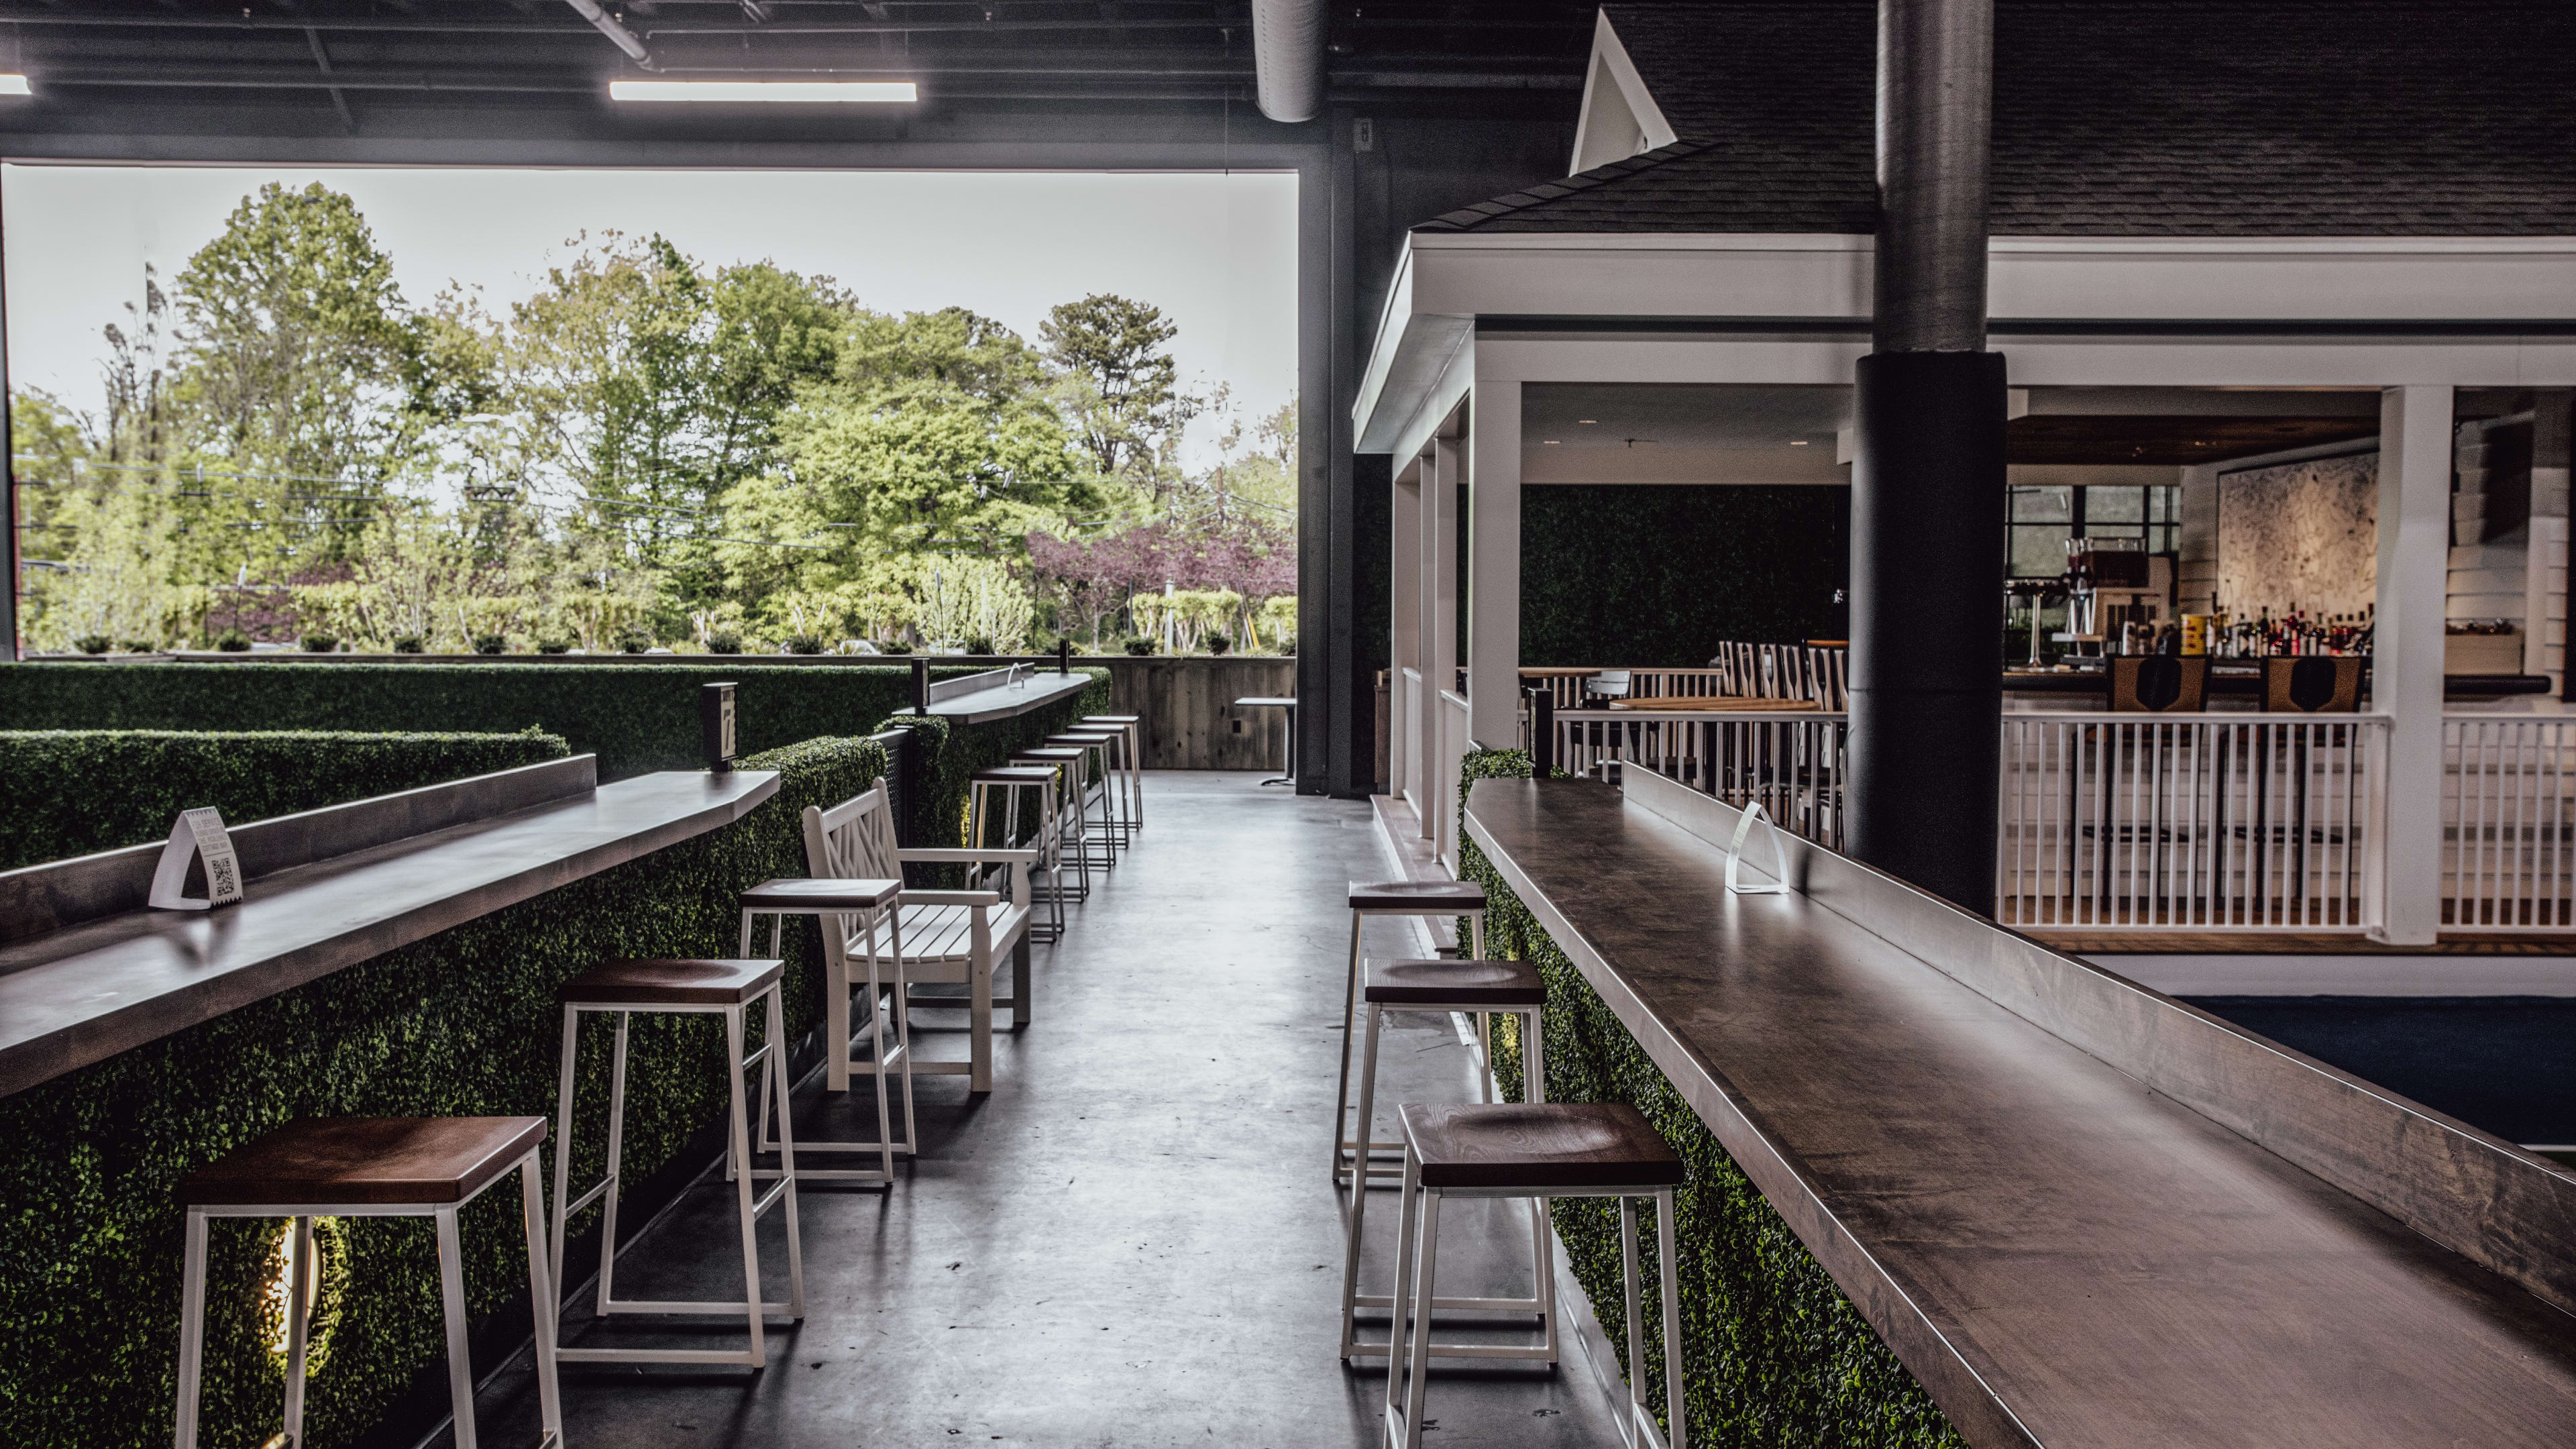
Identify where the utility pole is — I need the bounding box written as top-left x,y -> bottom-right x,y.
1844,0 -> 2008,913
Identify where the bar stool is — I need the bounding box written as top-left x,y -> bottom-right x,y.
1339,957 -> 1551,1362
1334,880 -> 1487,1186
1044,731 -> 1124,859
549,957 -> 803,1366
1012,746 -> 1099,902
739,877 -> 906,1185
1081,713 -> 1146,838
970,765 -> 1067,941
1383,1102 -> 1687,1449
177,1116 -> 564,1449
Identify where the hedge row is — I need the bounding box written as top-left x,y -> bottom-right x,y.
871,670 -> 1115,878
0,733 -> 890,1449
0,729 -> 571,872
0,662 -> 986,781
1456,747 -> 1966,1448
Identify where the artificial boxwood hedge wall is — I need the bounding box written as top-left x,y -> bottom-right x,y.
874,670 -> 1114,878
1519,484 -> 1850,665
0,662 -> 997,781
0,734 -> 888,1449
0,728 -> 571,871
1456,747 -> 1967,1448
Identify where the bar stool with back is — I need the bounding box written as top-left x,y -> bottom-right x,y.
176,1116 -> 565,1449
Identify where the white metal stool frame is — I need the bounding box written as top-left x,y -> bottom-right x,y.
1383,1166 -> 1684,1449
738,883 -> 908,1185
548,968 -> 804,1366
970,767 -> 1067,942
176,1141 -> 564,1449
1339,975 -> 1552,1362
1334,903 -> 1487,1186
1044,731 -> 1126,861
1010,749 -> 1099,903
1080,714 -> 1146,839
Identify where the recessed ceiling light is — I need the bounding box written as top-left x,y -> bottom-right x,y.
1789,439 -> 1810,446
0,75 -> 30,97
1578,419 -> 1598,425
1542,439 -> 1560,445
610,80 -> 918,103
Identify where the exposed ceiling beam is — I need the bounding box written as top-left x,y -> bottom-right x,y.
303,25 -> 356,131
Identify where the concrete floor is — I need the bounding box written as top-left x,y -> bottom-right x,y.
467,771 -> 1627,1448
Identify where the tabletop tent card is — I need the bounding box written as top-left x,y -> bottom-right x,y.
148,807 -> 244,911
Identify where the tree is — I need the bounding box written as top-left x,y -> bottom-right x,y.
1040,293 -> 1190,489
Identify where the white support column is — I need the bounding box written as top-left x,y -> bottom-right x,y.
1421,440 -> 1460,839
1466,380 -> 1521,746
2373,384 -> 2455,945
1391,462 -> 1422,803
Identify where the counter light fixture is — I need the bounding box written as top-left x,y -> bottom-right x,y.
1790,439 -> 1810,445
0,75 -> 31,96
610,80 -> 918,103
1542,439 -> 1560,445
1577,418 -> 1597,424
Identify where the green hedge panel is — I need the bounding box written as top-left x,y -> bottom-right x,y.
1456,747 -> 1966,1448
0,729 -> 571,871
0,663 -> 992,782
0,734 -> 889,1449
1519,484 -> 1849,665
873,671 -> 1114,871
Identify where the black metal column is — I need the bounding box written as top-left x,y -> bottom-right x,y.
1846,0 -> 2006,914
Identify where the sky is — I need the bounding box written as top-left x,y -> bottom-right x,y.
1,165 -> 1299,473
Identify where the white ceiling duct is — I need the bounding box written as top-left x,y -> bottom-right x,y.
562,0 -> 653,68
1251,0 -> 1324,123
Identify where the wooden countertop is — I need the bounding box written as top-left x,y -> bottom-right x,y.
0,769 -> 777,1099
1466,772 -> 2576,1448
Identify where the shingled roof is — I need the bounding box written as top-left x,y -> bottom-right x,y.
1417,0 -> 2576,237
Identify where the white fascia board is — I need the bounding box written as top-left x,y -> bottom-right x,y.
1409,231 -> 1874,323
1990,235 -> 2576,322
1354,237 -> 1478,455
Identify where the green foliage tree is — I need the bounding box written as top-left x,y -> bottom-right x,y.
1041,292 -> 1191,490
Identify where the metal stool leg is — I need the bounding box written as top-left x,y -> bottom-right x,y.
723,1004 -> 767,1362
517,1157 -> 566,1447
283,1215 -> 314,1445
435,1205 -> 478,1449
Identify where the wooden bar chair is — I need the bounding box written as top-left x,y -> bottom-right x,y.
176,1116 -> 564,1449
810,776 -> 1036,1094
549,957 -> 803,1366
1334,879 -> 1487,1187
1381,1102 -> 1687,1449
739,875 -> 906,1185
1338,957 -> 1552,1363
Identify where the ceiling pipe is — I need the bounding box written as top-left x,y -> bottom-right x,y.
561,0 -> 655,69
1250,0 -> 1324,122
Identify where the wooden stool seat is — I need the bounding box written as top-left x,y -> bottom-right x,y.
563,957 -> 783,1007
971,765 -> 1061,782
1081,713 -> 1141,723
1014,746 -> 1083,759
739,877 -> 902,912
1348,879 -> 1487,912
182,1116 -> 546,1208
1398,1102 -> 1684,1191
1364,957 -> 1545,1008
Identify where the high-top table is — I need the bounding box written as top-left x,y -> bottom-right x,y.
1466,767 -> 2576,1447
1232,696 -> 1297,786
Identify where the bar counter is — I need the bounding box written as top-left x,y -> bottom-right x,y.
1466,769 -> 2576,1447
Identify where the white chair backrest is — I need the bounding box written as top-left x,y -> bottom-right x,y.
802,777 -> 903,960
1587,669 -> 1633,699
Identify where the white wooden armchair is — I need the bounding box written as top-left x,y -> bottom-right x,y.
803,775 -> 1034,1095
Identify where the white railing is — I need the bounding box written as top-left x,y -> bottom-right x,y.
1522,646 -> 1847,711
1551,710 -> 1848,850
1397,666 -> 1425,822
1996,714 -> 2385,931
1437,689 -> 1471,868
2443,716 -> 2576,930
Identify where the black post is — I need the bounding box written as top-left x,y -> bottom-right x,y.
1847,0 -> 2005,914
1526,686 -> 1554,779
910,656 -> 930,715
699,682 -> 738,773
1057,637 -> 1070,676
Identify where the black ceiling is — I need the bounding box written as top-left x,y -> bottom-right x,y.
0,2 -> 1597,129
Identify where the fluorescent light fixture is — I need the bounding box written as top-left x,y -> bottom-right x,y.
0,75 -> 30,97
611,80 -> 916,103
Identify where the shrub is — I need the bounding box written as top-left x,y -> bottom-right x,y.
0,727 -> 570,871
213,630 -> 252,653
878,640 -> 914,655
118,639 -> 157,655
73,635 -> 112,656
1124,637 -> 1157,655
300,633 -> 339,654
615,629 -> 653,655
391,635 -> 425,655
963,636 -> 996,657
706,631 -> 743,655
783,634 -> 824,656
1206,633 -> 1233,655
534,635 -> 574,655
470,633 -> 508,655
